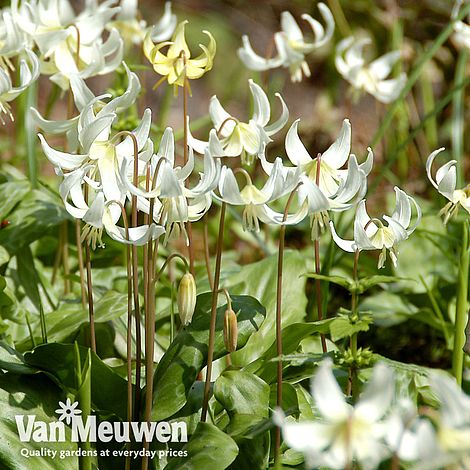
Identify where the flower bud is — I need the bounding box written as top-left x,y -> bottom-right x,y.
177,273 -> 196,326
223,308 -> 238,353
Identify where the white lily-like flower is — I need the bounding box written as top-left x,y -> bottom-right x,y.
238,3 -> 334,82
335,37 -> 406,103
330,187 -> 421,268
188,79 -> 288,165
452,0 -> 470,50
397,373 -> 470,470
108,0 -> 176,48
31,61 -> 139,150
215,157 -> 301,232
274,358 -> 396,470
0,48 -> 39,123
121,127 -> 220,244
426,147 -> 470,223
0,8 -> 31,68
262,118 -> 372,238
13,0 -> 123,89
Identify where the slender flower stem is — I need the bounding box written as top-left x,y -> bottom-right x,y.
75,220 -> 87,308
452,49 -> 468,189
275,184 -> 302,464
201,202 -> 226,422
183,75 -> 195,276
108,201 -> 132,470
312,154 -> 327,352
61,220 -> 71,295
203,214 -> 214,290
84,242 -> 96,352
349,250 -> 360,401
452,220 -> 469,385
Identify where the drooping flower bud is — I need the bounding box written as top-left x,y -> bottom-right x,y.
177,272 -> 197,326
223,308 -> 238,353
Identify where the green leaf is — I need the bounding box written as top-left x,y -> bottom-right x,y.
0,341 -> 37,375
303,272 -> 352,291
329,314 -> 373,341
0,373 -> 78,469
24,343 -> 129,420
152,294 -> 265,421
164,422 -> 238,470
225,251 -> 308,366
0,188 -> 69,253
356,275 -> 410,293
0,180 -> 30,218
214,370 -> 270,418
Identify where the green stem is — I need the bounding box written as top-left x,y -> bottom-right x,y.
350,250 -> 360,401
369,2 -> 470,154
452,220 -> 469,385
25,79 -> 38,188
326,0 -> 351,37
419,71 -> 438,150
452,49 -> 468,189
201,202 -> 226,422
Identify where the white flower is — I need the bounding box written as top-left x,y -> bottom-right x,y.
261,118 -> 372,238
274,359 -> 396,470
330,187 -> 421,268
238,3 -> 334,82
108,0 -> 176,47
13,0 -> 123,89
31,61 -> 139,150
0,8 -> 31,68
215,157 -> 301,232
188,79 -> 288,165
426,147 -> 470,223
335,37 -> 406,103
121,127 -> 220,244
401,374 -> 470,470
0,48 -> 39,123
452,0 -> 470,50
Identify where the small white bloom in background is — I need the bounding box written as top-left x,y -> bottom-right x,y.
238,3 -> 334,82
188,79 -> 288,165
0,48 -> 39,123
452,0 -> 470,50
108,0 -> 176,48
335,37 -> 406,103
274,359 -> 396,470
215,158 -> 301,232
12,0 -> 124,89
330,187 -> 421,268
262,118 -> 372,238
426,147 -> 470,223
0,7 -> 32,69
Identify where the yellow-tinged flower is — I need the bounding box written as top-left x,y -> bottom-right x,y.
143,20 -> 215,89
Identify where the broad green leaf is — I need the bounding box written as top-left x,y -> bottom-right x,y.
329,314 -> 373,341
0,180 -> 30,218
0,373 -> 78,469
269,382 -> 299,417
164,422 -> 238,470
0,188 -> 69,253
356,275 -> 410,293
152,294 -> 265,421
225,251 -> 308,366
0,341 -> 37,375
214,370 -> 270,417
24,343 -> 129,420
303,272 -> 352,291
0,245 -> 9,266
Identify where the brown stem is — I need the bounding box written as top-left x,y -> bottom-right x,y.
275,184 -> 302,464
203,214 -> 214,290
201,202 -> 226,422
313,153 -> 327,352
75,220 -> 87,308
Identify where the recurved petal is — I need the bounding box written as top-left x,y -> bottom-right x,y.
369,51 -> 401,80
264,92 -> 289,136
329,220 -> 356,252
321,118 -> 351,169
285,119 -> 313,166
237,35 -> 283,71
425,147 -> 447,191
38,134 -> 88,171
249,79 -> 270,127
280,11 -> 304,42
209,95 -> 234,135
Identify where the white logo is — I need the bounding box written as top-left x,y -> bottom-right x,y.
15,401 -> 188,444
